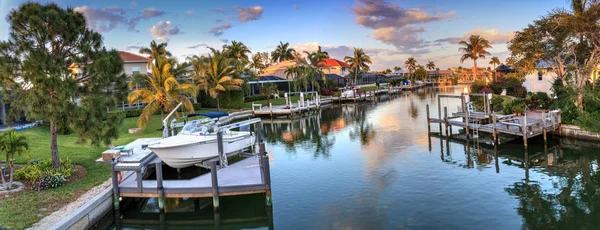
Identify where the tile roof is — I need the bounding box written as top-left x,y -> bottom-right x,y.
316,58 -> 350,67
119,51 -> 151,62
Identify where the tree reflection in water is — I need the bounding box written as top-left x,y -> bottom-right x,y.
346,103 -> 376,146
505,146 -> 600,229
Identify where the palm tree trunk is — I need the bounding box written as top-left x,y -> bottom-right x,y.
8,163 -> 13,188
216,97 -> 221,111
50,119 -> 60,168
0,166 -> 6,189
473,60 -> 478,82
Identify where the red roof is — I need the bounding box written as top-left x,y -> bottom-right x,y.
316,58 -> 350,67
119,51 -> 151,62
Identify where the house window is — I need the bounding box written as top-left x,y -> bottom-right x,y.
132,66 -> 141,75
538,71 -> 543,81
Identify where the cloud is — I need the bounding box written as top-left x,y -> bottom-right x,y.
186,10 -> 195,15
235,6 -> 263,22
216,19 -> 223,23
74,6 -> 168,32
212,8 -> 225,13
186,43 -> 207,49
353,0 -> 454,29
435,27 -> 515,44
293,5 -> 300,10
73,6 -> 131,32
352,0 -> 455,54
126,45 -> 143,50
150,21 -> 181,41
209,22 -> 232,36
220,38 -> 229,43
130,1 -> 136,6
142,8 -> 165,18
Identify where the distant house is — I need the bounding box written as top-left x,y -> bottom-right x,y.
246,75 -> 292,96
494,64 -> 516,82
523,67 -> 555,96
350,72 -> 387,85
316,58 -> 351,76
318,74 -> 348,86
260,60 -> 306,80
118,51 -> 151,109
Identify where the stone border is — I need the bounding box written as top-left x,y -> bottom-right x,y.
558,125 -> 600,142
51,186 -> 112,230
0,182 -> 25,194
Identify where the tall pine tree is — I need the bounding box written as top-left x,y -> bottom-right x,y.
0,3 -> 127,168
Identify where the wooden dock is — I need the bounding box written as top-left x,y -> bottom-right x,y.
426,93 -> 562,147
97,122 -> 272,214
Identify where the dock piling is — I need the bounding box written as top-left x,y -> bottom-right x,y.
426,104 -> 431,134
111,161 -> 120,210
523,113 -> 528,147
492,112 -> 498,145
542,112 -> 547,144
156,162 -> 165,212
217,132 -> 227,167
210,161 -> 220,212
444,106 -> 449,137
437,95 -> 442,131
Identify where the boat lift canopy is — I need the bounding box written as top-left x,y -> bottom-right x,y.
188,111 -> 229,119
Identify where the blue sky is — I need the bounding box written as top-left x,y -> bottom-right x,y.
0,0 -> 569,70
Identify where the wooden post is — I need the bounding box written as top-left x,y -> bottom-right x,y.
111,162 -> 120,210
156,162 -> 165,212
426,104 -> 431,134
136,171 -> 143,193
210,161 -> 220,212
523,113 -> 528,147
492,111 -> 498,145
444,106 -> 449,137
261,151 -> 272,206
542,112 -> 547,144
255,122 -> 262,148
437,95 -> 442,131
217,132 -> 227,167
558,110 -> 562,135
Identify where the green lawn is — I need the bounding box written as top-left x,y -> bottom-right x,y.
242,95 -> 301,109
0,115 -> 166,229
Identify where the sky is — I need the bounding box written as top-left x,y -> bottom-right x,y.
0,0 -> 570,70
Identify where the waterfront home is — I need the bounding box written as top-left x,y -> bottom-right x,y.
315,58 -> 351,76
523,67 -> 555,96
260,60 -> 306,80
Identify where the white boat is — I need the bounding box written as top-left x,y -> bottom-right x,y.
147,112 -> 258,168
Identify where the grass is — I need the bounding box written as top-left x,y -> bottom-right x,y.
242,95 -> 301,109
0,114 -> 172,229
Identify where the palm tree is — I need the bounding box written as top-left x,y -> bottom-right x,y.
192,50 -> 244,111
393,66 -> 402,72
139,40 -> 171,68
426,61 -> 436,71
304,45 -> 330,66
168,57 -> 191,77
344,48 -> 372,85
458,35 -> 492,81
128,58 -> 197,129
302,66 -> 324,92
249,54 -> 266,75
405,57 -> 418,84
0,129 -> 28,189
271,41 -> 295,62
260,82 -> 278,105
223,40 -> 251,61
293,51 -> 308,65
284,66 -> 301,80
489,56 -> 501,69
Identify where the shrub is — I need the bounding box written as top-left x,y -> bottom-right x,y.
503,98 -> 525,115
14,157 -> 76,191
197,90 -> 244,109
527,92 -> 551,109
491,96 -> 505,112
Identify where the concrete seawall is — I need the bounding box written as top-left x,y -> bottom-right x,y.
52,187 -> 113,230
558,125 -> 600,142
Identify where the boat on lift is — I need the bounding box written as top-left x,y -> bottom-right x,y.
148,111 -> 259,169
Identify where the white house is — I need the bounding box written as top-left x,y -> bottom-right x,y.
523,68 -> 555,96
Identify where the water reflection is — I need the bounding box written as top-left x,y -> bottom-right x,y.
106,194 -> 273,230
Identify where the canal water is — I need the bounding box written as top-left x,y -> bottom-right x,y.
99,86 -> 600,229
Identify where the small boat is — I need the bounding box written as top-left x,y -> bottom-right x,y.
148,111 -> 256,168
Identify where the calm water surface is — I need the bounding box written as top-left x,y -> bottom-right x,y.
102,86 -> 600,229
